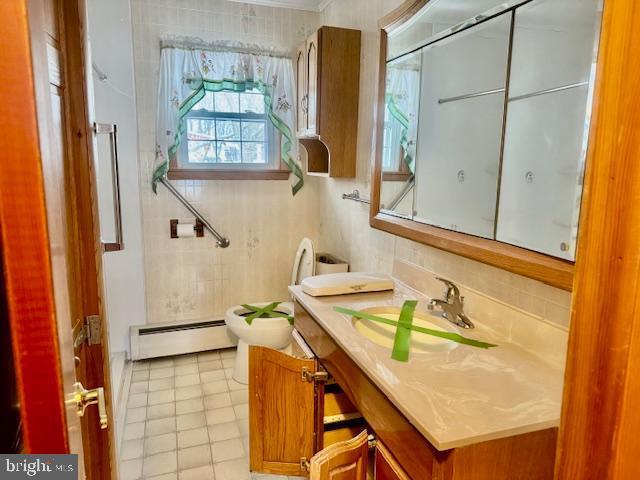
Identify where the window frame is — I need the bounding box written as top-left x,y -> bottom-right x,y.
168,89 -> 290,181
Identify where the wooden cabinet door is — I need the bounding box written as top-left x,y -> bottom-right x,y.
249,345 -> 319,476
374,442 -> 410,480
296,43 -> 307,136
310,430 -> 369,480
306,30 -> 319,135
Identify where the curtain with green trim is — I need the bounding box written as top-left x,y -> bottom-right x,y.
385,63 -> 420,174
153,44 -> 302,194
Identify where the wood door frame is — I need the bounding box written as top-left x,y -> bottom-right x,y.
555,1 -> 640,478
54,0 -> 116,476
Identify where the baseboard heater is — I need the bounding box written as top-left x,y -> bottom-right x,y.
130,318 -> 236,360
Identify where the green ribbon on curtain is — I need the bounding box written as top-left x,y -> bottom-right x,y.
153,78 -> 303,195
241,302 -> 294,326
333,304 -> 497,357
386,95 -> 414,174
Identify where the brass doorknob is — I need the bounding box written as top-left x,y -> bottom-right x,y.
65,382 -> 108,429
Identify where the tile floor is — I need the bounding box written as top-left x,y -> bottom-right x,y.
120,348 -> 304,480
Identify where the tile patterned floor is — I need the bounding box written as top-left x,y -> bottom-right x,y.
120,348 -> 304,480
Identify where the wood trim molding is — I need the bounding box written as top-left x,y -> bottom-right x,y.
167,168 -> 290,181
372,213 -> 574,290
369,0 -> 577,291
555,1 -> 640,478
0,0 -> 68,453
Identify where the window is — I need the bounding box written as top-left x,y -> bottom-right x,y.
171,89 -> 288,180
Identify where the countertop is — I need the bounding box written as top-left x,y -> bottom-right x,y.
288,280 -> 565,451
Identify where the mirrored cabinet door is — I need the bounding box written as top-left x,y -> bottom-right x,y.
412,14 -> 511,238
495,0 -> 601,260
375,0 -> 603,264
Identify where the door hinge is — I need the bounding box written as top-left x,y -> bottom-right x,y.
73,315 -> 102,348
301,367 -> 329,383
300,457 -> 310,472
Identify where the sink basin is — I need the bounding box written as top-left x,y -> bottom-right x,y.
351,306 -> 458,353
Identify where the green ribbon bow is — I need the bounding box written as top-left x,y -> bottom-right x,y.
334,302 -> 497,362
241,302 -> 294,326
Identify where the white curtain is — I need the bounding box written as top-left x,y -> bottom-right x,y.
386,65 -> 420,174
153,39 -> 302,194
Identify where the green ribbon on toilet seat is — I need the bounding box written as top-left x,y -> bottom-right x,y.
241,302 -> 294,326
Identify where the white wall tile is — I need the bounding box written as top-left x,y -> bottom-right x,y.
133,0 -> 322,325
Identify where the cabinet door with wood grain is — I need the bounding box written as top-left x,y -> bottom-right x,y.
306,30 -> 319,135
296,43 -> 307,136
374,442 -> 411,480
249,345 -> 320,476
310,430 -> 369,480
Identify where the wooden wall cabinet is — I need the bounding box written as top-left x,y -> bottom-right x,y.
296,26 -> 361,177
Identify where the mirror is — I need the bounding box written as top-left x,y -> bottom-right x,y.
376,0 -> 602,267
379,50 -> 420,218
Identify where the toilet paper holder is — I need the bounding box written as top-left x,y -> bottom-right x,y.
170,219 -> 204,238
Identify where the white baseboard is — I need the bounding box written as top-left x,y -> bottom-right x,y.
110,351 -> 132,456
130,318 -> 236,361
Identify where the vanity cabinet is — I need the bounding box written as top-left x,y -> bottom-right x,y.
249,331 -> 368,477
375,442 -> 410,480
249,301 -> 558,479
295,26 -> 361,177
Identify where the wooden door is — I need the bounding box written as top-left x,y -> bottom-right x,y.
310,430 -> 369,480
296,43 -> 308,136
306,30 -> 319,135
374,442 -> 410,480
21,0 -> 115,477
249,346 -> 320,476
25,0 -> 87,471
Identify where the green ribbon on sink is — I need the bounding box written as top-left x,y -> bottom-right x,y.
391,300 -> 417,362
241,302 -> 294,326
333,302 -> 497,361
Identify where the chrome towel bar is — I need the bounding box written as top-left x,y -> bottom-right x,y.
438,81 -> 589,105
159,177 -> 230,248
342,189 -> 371,204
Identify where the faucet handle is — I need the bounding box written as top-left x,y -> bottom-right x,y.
435,277 -> 460,300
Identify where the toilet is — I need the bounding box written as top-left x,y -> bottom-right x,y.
225,238 -> 316,384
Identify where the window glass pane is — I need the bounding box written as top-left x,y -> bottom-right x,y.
241,121 -> 265,141
217,141 -> 242,163
187,119 -> 215,141
242,143 -> 267,164
214,91 -> 240,113
240,93 -> 265,114
216,120 -> 241,141
188,141 -> 217,163
191,91 -> 214,111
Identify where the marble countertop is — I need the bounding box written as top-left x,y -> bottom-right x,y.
288,280 -> 565,451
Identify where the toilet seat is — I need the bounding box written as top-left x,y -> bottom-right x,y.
291,237 -> 316,286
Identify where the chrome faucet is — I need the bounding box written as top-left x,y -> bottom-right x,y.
427,278 -> 474,329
